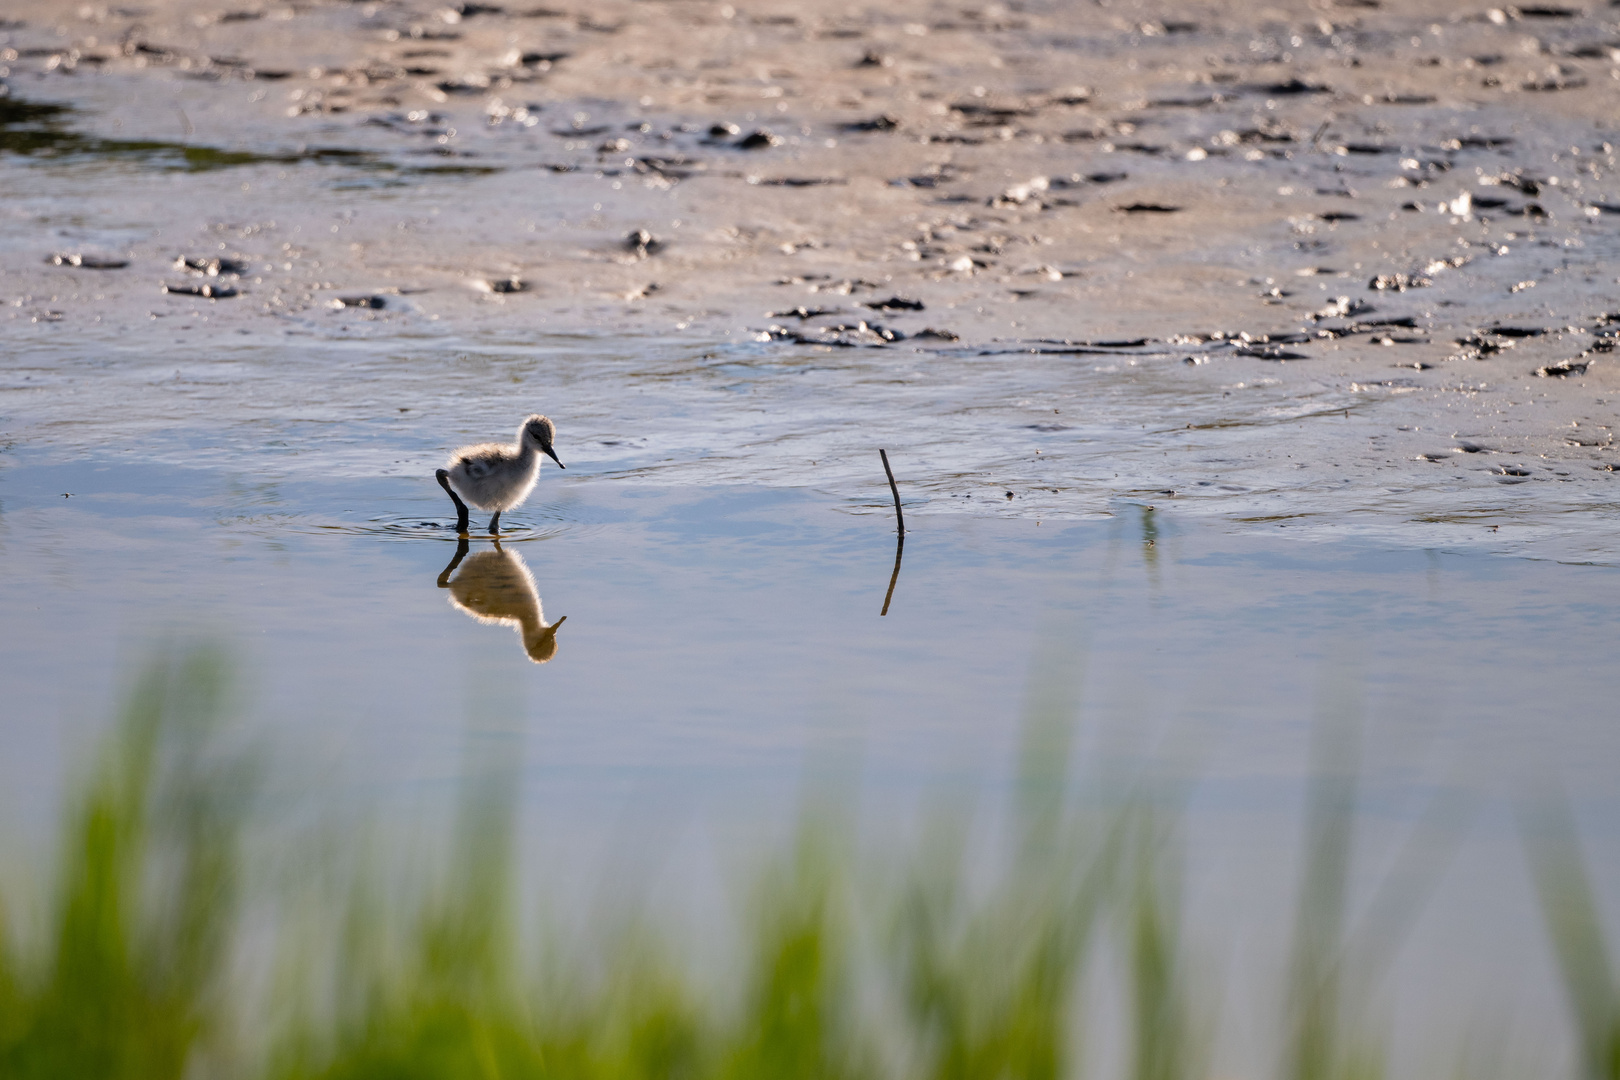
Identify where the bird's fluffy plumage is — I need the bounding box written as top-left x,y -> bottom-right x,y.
443,414 -> 560,512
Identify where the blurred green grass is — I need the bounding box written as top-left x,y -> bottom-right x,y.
0,650 -> 1613,1080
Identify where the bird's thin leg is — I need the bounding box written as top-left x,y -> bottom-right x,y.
488,510 -> 501,536
436,469 -> 469,534
436,536 -> 470,588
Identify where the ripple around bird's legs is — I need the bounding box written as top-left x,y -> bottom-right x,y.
285,498 -> 606,543
308,516 -> 574,543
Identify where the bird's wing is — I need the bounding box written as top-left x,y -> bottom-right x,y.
464,458 -> 493,479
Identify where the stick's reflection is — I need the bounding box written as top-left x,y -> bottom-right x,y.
436,538 -> 567,664
880,534 -> 904,616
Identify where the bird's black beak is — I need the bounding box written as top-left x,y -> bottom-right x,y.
543,444 -> 565,469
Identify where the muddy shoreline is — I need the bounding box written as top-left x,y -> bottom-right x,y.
4,0 -> 1620,556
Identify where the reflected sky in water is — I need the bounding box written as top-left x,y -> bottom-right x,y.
4,459 -> 1618,817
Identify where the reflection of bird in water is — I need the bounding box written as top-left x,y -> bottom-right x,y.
436,414 -> 564,535
436,538 -> 567,664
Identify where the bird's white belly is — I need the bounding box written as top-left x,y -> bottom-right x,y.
450,457 -> 540,511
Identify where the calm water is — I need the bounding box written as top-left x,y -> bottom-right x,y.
7,455 -> 1619,806
3,459 -> 1620,913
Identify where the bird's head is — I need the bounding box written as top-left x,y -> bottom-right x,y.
521,414 -> 564,468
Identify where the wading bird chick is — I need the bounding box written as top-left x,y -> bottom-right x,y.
436,414 -> 564,535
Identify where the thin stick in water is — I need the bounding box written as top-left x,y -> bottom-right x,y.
880,449 -> 905,537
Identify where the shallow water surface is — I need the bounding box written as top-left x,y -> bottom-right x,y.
7,457 -> 1620,799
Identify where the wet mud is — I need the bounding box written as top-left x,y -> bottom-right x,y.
4,0 -> 1620,556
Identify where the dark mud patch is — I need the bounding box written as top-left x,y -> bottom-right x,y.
472,276 -> 528,293
176,255 -> 248,275
766,306 -> 840,320
623,229 -> 663,258
748,176 -> 846,187
47,252 -> 128,269
1536,360 -> 1590,377
757,320 -> 906,346
0,89 -> 499,179
162,282 -> 239,298
734,129 -> 782,150
328,295 -> 389,310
